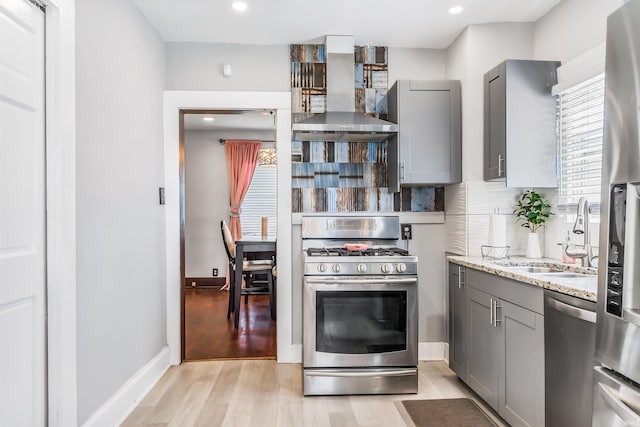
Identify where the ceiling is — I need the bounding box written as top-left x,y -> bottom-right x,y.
183,111 -> 275,132
133,0 -> 563,49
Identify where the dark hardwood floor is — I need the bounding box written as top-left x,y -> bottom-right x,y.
184,288 -> 276,361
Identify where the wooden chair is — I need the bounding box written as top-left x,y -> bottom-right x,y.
220,220 -> 275,327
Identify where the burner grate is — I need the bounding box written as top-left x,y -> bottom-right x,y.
306,247 -> 410,257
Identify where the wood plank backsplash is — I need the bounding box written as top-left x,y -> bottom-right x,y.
290,44 -> 443,213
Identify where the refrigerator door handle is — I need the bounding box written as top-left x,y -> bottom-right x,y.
598,382 -> 640,424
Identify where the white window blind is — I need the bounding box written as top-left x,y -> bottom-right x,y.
558,74 -> 605,209
240,164 -> 277,237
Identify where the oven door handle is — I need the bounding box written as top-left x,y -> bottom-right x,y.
305,277 -> 418,285
305,369 -> 417,378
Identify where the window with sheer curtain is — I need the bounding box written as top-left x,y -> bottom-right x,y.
240,161 -> 277,237
557,74 -> 605,211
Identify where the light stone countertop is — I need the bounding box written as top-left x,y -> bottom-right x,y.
447,256 -> 598,302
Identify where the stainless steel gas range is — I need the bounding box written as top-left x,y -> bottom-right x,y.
301,216 -> 418,396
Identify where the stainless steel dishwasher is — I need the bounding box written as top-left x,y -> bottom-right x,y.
544,290 -> 597,426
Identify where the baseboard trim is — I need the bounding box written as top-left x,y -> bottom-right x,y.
81,346 -> 170,427
277,343 -> 302,363
184,277 -> 226,288
419,342 -> 445,361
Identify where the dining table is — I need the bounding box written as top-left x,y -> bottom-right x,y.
233,236 -> 276,328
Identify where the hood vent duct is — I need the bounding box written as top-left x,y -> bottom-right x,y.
292,36 -> 398,142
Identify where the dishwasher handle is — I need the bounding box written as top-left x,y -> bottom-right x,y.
546,296 -> 596,323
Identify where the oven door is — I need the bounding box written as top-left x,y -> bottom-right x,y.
303,275 -> 418,368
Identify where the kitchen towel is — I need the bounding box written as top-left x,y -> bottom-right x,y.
487,209 -> 507,247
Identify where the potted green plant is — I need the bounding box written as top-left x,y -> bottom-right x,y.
513,190 -> 553,258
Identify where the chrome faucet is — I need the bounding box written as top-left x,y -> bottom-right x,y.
565,197 -> 597,267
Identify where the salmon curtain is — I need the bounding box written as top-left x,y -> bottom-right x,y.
225,140 -> 261,240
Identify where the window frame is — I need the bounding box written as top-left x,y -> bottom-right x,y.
556,73 -> 605,214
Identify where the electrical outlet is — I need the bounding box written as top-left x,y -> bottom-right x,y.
212,268 -> 219,277
401,224 -> 412,240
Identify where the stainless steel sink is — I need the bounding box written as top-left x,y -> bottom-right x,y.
536,272 -> 594,279
501,266 -> 565,274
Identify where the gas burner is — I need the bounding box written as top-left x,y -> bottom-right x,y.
306,247 -> 410,257
363,247 -> 409,257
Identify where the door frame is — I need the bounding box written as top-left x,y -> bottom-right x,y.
37,0 -> 78,426
163,91 -> 295,365
179,108 -> 277,361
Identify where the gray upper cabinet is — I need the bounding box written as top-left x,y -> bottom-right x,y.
388,80 -> 461,189
483,60 -> 560,187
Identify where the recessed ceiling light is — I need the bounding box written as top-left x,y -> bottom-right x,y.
232,1 -> 248,12
448,6 -> 464,14
203,117 -> 215,122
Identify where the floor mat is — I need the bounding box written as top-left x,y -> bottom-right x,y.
398,398 -> 498,427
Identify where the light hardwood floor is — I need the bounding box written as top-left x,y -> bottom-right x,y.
121,360 -> 506,426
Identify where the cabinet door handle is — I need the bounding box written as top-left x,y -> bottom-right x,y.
497,154 -> 504,177
458,266 -> 465,288
400,162 -> 405,181
494,300 -> 502,327
490,298 -> 494,325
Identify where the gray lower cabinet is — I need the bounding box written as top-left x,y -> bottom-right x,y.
448,263 -> 466,379
466,286 -> 500,408
462,267 -> 545,427
499,298 -> 545,427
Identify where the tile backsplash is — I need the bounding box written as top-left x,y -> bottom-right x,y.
290,43 -> 441,214
450,181 -> 569,259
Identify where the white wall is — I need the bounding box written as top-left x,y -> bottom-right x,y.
184,129 -> 274,278
166,43 -> 448,92
184,130 -> 229,277
410,223 -> 448,342
534,0 -> 624,64
387,48 -> 446,84
165,42 -> 290,91
75,0 -> 166,423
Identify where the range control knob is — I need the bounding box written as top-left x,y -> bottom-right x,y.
333,264 -> 342,273
381,263 -> 393,273
317,264 -> 327,273
396,263 -> 407,273
357,263 -> 367,273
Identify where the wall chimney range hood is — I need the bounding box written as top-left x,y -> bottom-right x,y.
291,35 -> 398,142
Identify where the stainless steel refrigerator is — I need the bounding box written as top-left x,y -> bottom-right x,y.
593,1 -> 640,424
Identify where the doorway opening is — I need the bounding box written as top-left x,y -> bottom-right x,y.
179,109 -> 277,361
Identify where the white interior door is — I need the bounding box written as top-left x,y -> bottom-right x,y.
0,0 -> 46,425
